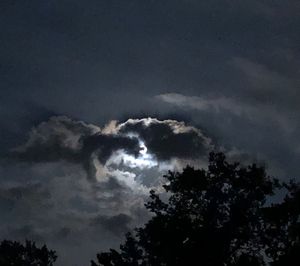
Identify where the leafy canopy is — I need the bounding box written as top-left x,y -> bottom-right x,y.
92,152 -> 300,266
0,240 -> 57,266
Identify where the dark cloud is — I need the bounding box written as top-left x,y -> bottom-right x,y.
10,116 -> 213,181
0,115 -> 216,265
91,213 -> 133,237
0,183 -> 52,216
0,161 -> 148,266
156,90 -> 300,178
10,116 -> 141,180
10,116 -> 99,162
81,133 -> 140,172
119,118 -> 213,161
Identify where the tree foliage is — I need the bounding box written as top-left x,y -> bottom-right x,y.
91,152 -> 300,266
0,240 -> 57,266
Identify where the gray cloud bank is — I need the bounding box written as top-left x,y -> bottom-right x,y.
11,116 -> 213,180
0,116 -> 213,265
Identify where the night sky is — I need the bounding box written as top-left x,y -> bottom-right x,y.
0,1 -> 300,265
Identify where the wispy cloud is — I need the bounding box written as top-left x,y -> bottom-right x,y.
156,92 -> 294,133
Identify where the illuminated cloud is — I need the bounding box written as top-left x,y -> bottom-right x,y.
11,116 -> 213,182
1,115 -> 216,265
118,118 -> 213,161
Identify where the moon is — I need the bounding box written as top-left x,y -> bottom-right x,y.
122,140 -> 158,169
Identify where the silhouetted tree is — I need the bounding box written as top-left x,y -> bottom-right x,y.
0,240 -> 57,266
91,152 -> 300,266
265,180 -> 300,266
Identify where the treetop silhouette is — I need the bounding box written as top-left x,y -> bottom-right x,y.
0,240 -> 57,266
91,152 -> 300,266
